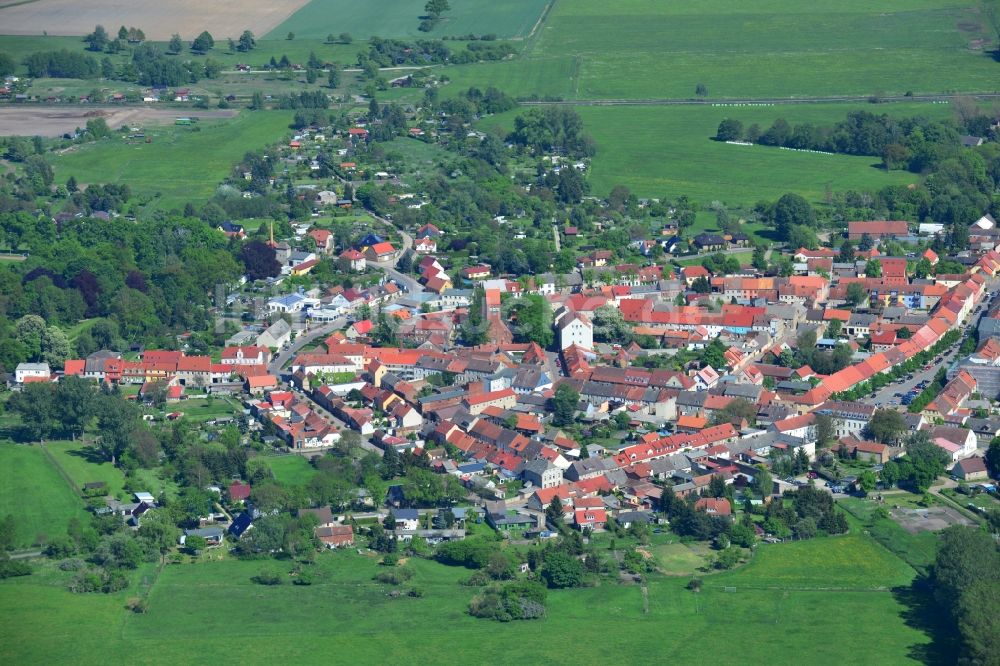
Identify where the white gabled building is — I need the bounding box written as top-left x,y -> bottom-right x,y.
555,309 -> 593,351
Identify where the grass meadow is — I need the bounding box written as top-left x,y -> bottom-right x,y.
266,0 -> 551,41
0,532 -> 939,664
525,0 -> 999,99
0,443 -> 86,548
264,455 -> 318,486
480,101 -> 953,206
44,440 -> 127,498
49,111 -> 293,210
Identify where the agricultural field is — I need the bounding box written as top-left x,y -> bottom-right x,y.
0,0 -> 311,40
266,0 -> 552,41
0,106 -> 238,138
0,443 -> 86,548
49,111 -> 293,210
527,0 -> 999,99
0,533 -> 939,664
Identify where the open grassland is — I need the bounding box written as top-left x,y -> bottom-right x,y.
479,101 -> 952,206
577,102 -> 953,205
44,440 -> 126,498
264,455 -> 318,486
49,111 -> 293,210
0,533 -> 939,664
166,397 -> 244,423
267,0 -> 551,41
725,534 -> 916,590
527,0 -> 999,100
0,443 -> 85,547
0,0 -> 311,40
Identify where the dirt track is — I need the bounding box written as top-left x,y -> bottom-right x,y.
0,106 -> 238,136
0,0 -> 310,40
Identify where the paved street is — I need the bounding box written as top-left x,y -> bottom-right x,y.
870,282 -> 997,407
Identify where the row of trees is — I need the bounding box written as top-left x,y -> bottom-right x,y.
716,111 -> 965,173
930,527 -> 1000,662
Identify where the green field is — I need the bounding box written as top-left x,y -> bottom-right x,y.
167,397 -> 244,423
44,441 -> 126,498
263,455 -> 318,486
0,443 -> 86,548
267,0 -> 551,41
479,101 -> 952,205
0,532 -> 939,664
49,111 -> 293,210
524,0 -> 999,100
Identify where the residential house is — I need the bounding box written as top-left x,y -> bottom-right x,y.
316,524 -> 355,548
952,456 -> 988,481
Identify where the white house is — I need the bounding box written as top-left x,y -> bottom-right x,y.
220,346 -> 270,366
15,362 -> 50,384
257,319 -> 292,349
556,309 -> 593,350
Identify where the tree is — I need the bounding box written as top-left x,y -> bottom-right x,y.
191,31 -> 214,53
931,526 -> 1000,664
695,83 -> 707,97
838,240 -> 855,263
592,304 -> 633,343
339,32 -> 353,44
0,52 -> 15,78
986,437 -> 1000,478
168,34 -> 183,54
9,382 -> 57,441
858,470 -> 877,496
914,257 -> 932,279
540,550 -> 584,588
549,384 -> 579,427
866,408 -> 906,445
328,66 -> 341,89
185,535 -> 207,553
845,282 -> 867,307
425,0 -> 451,18
864,259 -> 882,277
751,467 -> 773,498
815,413 -> 834,448
286,31 -> 295,40
240,241 -> 281,280
508,294 -> 553,348
701,338 -> 726,370
54,376 -> 96,440
772,193 -> 814,241
85,25 -> 109,52
715,118 -> 743,142
238,30 -> 256,52
710,398 -> 756,427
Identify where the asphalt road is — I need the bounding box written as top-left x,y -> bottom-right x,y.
267,317 -> 348,376
870,283 -> 998,407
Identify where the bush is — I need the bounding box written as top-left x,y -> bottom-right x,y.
58,558 -> 86,571
687,578 -> 702,592
373,567 -> 413,585
0,557 -> 32,580
407,586 -> 424,598
469,581 -> 547,622
126,597 -> 148,613
251,570 -> 282,585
